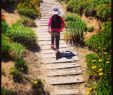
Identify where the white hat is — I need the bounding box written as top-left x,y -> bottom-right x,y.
52,7 -> 60,15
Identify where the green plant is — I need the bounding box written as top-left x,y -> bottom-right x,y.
1,87 -> 15,95
31,79 -> 44,95
7,22 -> 37,49
1,34 -> 11,55
18,16 -> 37,27
15,59 -> 28,73
64,13 -> 87,45
9,42 -> 25,59
85,22 -> 111,54
2,20 -> 9,34
17,0 -> 40,19
96,4 -> 111,21
10,68 -> 23,82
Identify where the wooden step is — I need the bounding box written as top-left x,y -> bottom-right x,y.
47,67 -> 82,76
51,89 -> 80,95
46,62 -> 80,70
41,56 -> 78,64
40,44 -> 70,50
38,40 -> 66,45
40,47 -> 74,54
38,37 -> 64,41
48,75 -> 84,85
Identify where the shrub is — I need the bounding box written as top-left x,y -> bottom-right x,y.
9,42 -> 25,59
1,87 -> 15,95
1,34 -> 11,55
10,68 -> 23,82
18,16 -> 37,27
64,13 -> 87,45
67,0 -> 90,15
31,79 -> 44,95
7,22 -> 37,49
85,22 -> 111,53
96,4 -> 111,21
17,0 -> 40,19
15,59 -> 28,73
67,0 -> 111,21
1,20 -> 9,34
85,52 -> 111,95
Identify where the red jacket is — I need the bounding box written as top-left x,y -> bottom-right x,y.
48,15 -> 65,32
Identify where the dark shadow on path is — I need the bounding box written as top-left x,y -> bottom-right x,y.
60,51 -> 76,59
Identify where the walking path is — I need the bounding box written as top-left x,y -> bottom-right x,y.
35,0 -> 85,94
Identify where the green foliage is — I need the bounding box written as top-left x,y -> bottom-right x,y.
17,0 -> 40,19
1,34 -> 11,54
67,0 -> 89,15
15,59 -> 28,73
18,16 -> 37,27
31,79 -> 44,95
85,22 -> 111,52
64,13 -> 87,45
1,87 -> 15,95
10,42 -> 25,59
96,4 -> 111,21
7,22 -> 37,49
67,0 -> 111,21
1,20 -> 9,33
10,68 -> 23,82
85,52 -> 111,94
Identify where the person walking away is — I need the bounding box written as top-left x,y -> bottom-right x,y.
48,7 -> 65,60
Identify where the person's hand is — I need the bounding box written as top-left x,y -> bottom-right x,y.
48,30 -> 51,34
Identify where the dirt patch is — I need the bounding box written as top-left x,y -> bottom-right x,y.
81,14 -> 102,41
1,50 -> 42,95
2,9 -> 21,26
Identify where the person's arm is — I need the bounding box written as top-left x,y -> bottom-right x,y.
48,17 -> 52,33
61,17 -> 65,32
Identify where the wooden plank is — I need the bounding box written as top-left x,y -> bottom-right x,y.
47,67 -> 82,76
41,56 -> 78,64
46,63 -> 80,70
40,47 -> 74,54
52,89 -> 80,95
40,44 -> 70,50
38,40 -> 66,45
48,75 -> 84,85
38,37 -> 64,41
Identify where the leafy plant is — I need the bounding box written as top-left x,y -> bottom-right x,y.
7,22 -> 37,49
18,16 -> 37,27
10,68 -> 23,83
1,87 -> 15,95
9,42 -> 25,59
64,13 -> 87,45
1,20 -> 9,34
85,22 -> 111,53
15,59 -> 28,74
16,0 -> 40,19
31,79 -> 44,95
1,34 -> 11,56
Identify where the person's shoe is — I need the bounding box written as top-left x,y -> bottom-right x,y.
51,44 -> 55,50
56,51 -> 61,60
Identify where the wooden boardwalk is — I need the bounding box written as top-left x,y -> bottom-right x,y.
35,0 -> 85,94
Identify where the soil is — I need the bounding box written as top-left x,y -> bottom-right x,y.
2,9 -> 21,26
1,50 -> 42,95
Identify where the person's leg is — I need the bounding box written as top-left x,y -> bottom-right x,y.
51,32 -> 55,49
55,32 -> 60,52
